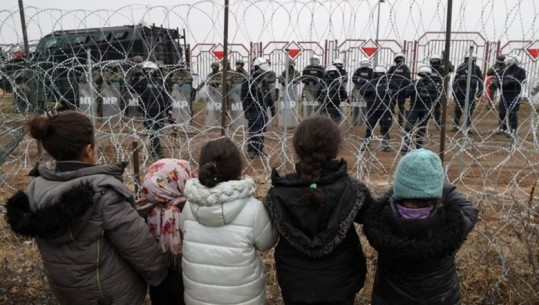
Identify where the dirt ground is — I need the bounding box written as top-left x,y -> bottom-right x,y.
1,97 -> 538,304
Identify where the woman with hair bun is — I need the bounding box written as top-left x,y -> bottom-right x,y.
5,111 -> 166,305
264,116 -> 373,305
180,137 -> 277,305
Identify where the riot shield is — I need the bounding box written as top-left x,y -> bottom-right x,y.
170,84 -> 191,125
301,83 -> 320,119
227,83 -> 247,130
205,86 -> 222,127
277,83 -> 300,128
124,90 -> 143,120
350,89 -> 367,127
100,83 -> 122,124
78,82 -> 95,117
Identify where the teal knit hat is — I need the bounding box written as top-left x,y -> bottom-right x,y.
393,149 -> 444,200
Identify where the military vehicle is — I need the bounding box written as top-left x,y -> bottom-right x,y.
1,23 -> 188,110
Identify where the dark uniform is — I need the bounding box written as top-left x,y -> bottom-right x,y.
429,58 -> 444,127
318,67 -> 347,122
351,65 -> 374,126
402,71 -> 441,154
130,65 -> 170,158
241,64 -> 272,158
499,61 -> 526,136
388,61 -> 412,126
361,70 -> 397,151
486,55 -> 506,109
452,58 -> 483,131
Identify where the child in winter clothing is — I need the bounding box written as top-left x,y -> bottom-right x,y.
137,158 -> 194,305
180,137 -> 277,305
363,149 -> 478,305
5,111 -> 166,305
264,116 -> 373,305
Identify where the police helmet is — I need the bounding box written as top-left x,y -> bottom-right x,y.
235,59 -> 244,65
211,62 -> 220,68
310,56 -> 320,65
504,56 -> 518,66
496,55 -> 506,63
394,53 -> 405,63
253,57 -> 270,71
359,59 -> 372,68
142,61 -> 158,70
417,65 -> 432,77
132,55 -> 144,63
373,66 -> 387,76
333,58 -> 344,68
325,65 -> 339,73
429,55 -> 442,65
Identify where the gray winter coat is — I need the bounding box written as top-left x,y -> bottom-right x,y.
6,162 -> 167,305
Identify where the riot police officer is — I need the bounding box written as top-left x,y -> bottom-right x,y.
388,53 -> 412,127
130,61 -> 170,158
301,56 -> 325,87
499,56 -> 526,138
429,55 -> 444,127
452,55 -> 484,132
241,57 -> 272,158
332,58 -> 348,85
401,66 -> 441,154
351,59 -> 374,126
361,66 -> 397,152
486,55 -> 506,109
318,65 -> 347,123
206,62 -> 221,88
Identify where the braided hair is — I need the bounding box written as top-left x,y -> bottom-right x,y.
293,116 -> 341,207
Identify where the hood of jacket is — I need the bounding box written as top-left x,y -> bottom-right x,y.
184,178 -> 256,227
6,162 -> 130,245
265,159 -> 369,257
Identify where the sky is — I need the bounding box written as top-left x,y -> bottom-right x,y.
0,0 -> 537,46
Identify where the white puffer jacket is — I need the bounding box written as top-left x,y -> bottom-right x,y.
181,178 -> 277,305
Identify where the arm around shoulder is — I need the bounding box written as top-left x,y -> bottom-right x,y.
443,183 -> 479,234
252,198 -> 278,251
101,190 -> 167,286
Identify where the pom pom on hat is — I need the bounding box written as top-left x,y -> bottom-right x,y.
393,149 -> 444,200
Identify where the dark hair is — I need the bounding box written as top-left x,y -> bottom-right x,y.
198,138 -> 243,188
27,111 -> 95,161
293,116 -> 341,207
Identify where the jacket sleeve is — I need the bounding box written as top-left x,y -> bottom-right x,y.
252,199 -> 278,251
443,183 -> 479,234
102,190 -> 167,286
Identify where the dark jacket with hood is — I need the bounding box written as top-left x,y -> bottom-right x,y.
5,162 -> 167,305
363,183 -> 478,305
264,159 -> 372,302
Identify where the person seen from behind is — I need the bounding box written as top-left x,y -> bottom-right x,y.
137,158 -> 194,305
363,148 -> 479,305
264,116 -> 373,305
180,137 -> 277,305
5,111 -> 166,305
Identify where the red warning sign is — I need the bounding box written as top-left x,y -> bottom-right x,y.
525,41 -> 539,61
288,49 -> 301,59
360,40 -> 380,58
212,50 -> 224,60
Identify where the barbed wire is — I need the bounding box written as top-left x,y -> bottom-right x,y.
0,1 -> 539,303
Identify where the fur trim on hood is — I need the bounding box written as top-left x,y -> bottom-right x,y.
6,182 -> 95,238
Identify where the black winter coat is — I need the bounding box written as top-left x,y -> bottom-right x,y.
352,67 -> 374,91
130,73 -> 170,118
318,76 -> 348,109
452,62 -> 484,95
301,64 -> 325,84
241,71 -> 272,117
407,76 -> 441,111
264,159 -> 372,303
501,65 -> 527,95
363,183 -> 478,305
363,75 -> 397,112
388,64 -> 412,96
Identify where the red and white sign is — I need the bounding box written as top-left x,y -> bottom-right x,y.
212,50 -> 224,60
525,41 -> 539,61
360,39 -> 380,58
286,41 -> 302,59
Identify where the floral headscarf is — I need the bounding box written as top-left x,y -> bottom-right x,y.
137,158 -> 193,269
